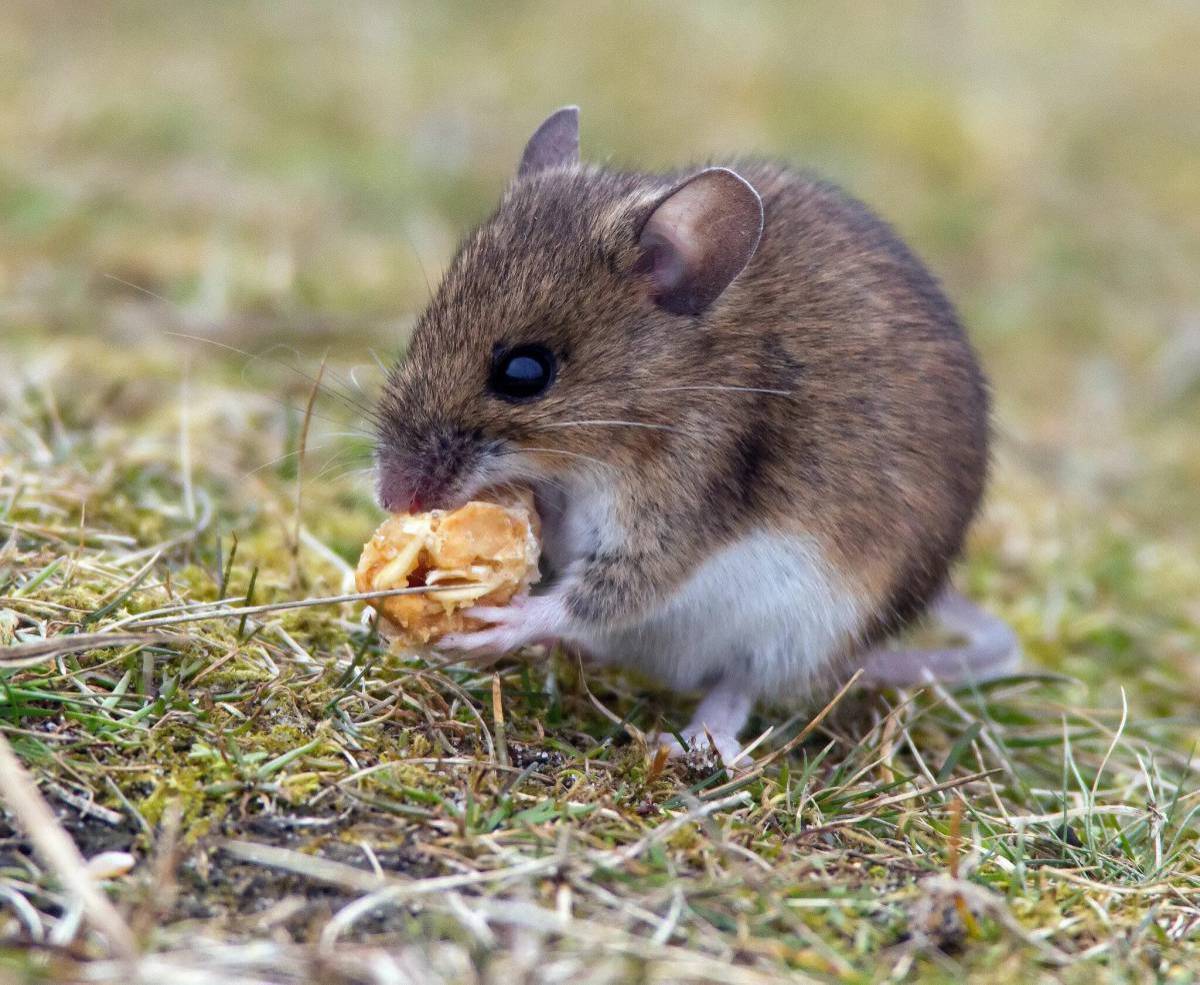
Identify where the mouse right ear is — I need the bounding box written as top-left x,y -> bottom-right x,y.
635,168 -> 763,316
518,106 -> 580,177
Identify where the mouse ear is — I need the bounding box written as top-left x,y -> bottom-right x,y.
518,106 -> 580,177
635,167 -> 763,316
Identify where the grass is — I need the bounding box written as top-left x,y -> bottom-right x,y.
1,1 -> 1199,982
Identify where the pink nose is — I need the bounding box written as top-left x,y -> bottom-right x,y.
379,474 -> 425,515
383,489 -> 424,515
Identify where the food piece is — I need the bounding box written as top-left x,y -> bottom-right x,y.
356,491 -> 541,645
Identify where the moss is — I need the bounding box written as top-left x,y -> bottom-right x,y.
1,2 -> 1198,979
138,763 -> 226,838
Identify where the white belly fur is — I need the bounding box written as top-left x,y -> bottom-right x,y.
578,531 -> 866,700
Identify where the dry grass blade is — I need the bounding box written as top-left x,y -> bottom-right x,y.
292,355 -> 326,585
0,633 -> 176,667
0,732 -> 137,959
3,5 -> 1199,981
110,585 -> 479,629
604,791 -> 753,865
223,839 -> 562,897
703,669 -> 863,799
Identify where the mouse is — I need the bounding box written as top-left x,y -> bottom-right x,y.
374,106 -> 1018,765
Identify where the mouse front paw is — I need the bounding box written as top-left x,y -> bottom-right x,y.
438,592 -> 569,656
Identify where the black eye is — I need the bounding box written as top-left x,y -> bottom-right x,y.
488,344 -> 557,401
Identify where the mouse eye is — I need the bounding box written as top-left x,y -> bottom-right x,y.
488,344 -> 557,401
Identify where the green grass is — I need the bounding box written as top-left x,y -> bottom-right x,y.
1,1 -> 1199,982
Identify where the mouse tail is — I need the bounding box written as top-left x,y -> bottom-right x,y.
855,589 -> 1020,688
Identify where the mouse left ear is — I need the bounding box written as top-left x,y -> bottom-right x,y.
635,167 -> 763,316
518,106 -> 580,177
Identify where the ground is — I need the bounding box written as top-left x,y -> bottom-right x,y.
1,2 -> 1198,983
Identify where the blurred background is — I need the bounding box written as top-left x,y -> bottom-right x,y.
1,1 -> 1198,687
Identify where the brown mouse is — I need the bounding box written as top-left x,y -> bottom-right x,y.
375,106 -> 1017,764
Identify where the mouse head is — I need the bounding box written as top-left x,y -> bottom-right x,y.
375,107 -> 764,513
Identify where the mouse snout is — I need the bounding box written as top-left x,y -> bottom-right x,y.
378,478 -> 425,514
375,424 -> 484,515
376,457 -> 446,515
374,459 -> 422,514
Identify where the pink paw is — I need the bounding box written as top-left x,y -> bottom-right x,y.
653,729 -> 749,769
438,593 -> 568,656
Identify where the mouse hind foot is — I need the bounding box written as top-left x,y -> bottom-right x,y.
653,676 -> 755,767
857,589 -> 1020,688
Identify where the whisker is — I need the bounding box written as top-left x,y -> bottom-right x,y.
368,349 -> 393,376
317,357 -> 375,398
401,227 -> 435,303
103,275 -> 387,425
291,354 -> 381,417
657,385 -> 793,397
242,448 -> 305,479
316,462 -> 375,486
531,419 -> 681,434
254,342 -> 383,422
103,273 -> 175,306
347,364 -> 380,394
258,393 -> 375,435
308,466 -> 376,489
243,430 -> 371,480
496,446 -> 621,473
168,332 -> 386,428
476,463 -> 571,498
525,475 -> 570,496
313,449 -> 375,483
310,431 -> 378,442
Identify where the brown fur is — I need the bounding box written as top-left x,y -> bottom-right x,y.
377,157 -> 989,647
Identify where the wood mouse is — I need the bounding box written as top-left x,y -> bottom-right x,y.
375,106 -> 1018,764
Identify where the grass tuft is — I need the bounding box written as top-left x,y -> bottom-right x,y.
2,1 -> 1199,981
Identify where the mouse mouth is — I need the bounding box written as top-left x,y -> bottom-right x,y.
377,439 -> 573,515
451,448 -> 569,515
375,458 -> 460,515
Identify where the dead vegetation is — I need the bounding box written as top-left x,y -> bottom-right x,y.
2,2 -> 1199,981
0,344 -> 1196,982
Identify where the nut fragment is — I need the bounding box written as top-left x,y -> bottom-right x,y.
356,491 -> 540,646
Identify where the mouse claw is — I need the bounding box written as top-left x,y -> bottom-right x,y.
460,605 -> 521,624
438,593 -> 568,656
650,730 -> 750,770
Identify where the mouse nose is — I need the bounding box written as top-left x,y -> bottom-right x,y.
376,424 -> 475,513
377,466 -> 425,515
380,484 -> 425,515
